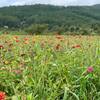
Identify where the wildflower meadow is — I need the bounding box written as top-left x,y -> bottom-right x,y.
0,35 -> 100,100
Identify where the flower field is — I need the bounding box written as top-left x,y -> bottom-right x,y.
0,35 -> 100,100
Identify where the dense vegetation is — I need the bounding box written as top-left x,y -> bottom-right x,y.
0,4 -> 100,35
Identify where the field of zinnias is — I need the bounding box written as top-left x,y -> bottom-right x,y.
0,35 -> 100,100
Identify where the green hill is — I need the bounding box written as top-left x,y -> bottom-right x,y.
0,4 -> 100,35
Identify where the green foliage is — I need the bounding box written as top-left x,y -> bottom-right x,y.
0,4 -> 100,34
25,24 -> 48,35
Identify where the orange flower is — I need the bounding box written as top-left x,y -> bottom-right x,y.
13,36 -> 19,40
72,45 -> 81,48
56,35 -> 64,40
24,38 -> 29,41
24,41 -> 29,44
14,36 -> 19,39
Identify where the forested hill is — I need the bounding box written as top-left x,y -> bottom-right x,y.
0,4 -> 100,35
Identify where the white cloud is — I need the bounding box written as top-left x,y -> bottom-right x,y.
0,0 -> 100,7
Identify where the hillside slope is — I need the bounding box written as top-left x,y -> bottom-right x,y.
0,4 -> 100,34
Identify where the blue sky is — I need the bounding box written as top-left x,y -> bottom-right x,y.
0,0 -> 100,7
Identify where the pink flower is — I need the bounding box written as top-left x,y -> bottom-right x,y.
12,69 -> 22,74
87,66 -> 93,73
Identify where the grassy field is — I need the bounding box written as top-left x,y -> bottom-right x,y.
0,35 -> 100,100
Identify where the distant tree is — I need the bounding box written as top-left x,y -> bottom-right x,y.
25,24 -> 48,34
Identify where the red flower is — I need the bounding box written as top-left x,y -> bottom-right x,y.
0,45 -> 4,49
87,66 -> 93,73
0,91 -> 6,100
15,40 -> 20,42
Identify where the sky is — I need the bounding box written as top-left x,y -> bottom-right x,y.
0,0 -> 100,7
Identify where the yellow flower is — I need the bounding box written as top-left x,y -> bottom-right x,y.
4,61 -> 9,64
